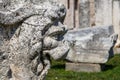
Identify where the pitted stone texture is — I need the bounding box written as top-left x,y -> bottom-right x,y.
64,25 -> 117,63
0,0 -> 69,80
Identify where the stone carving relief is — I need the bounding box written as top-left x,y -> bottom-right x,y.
0,0 -> 69,80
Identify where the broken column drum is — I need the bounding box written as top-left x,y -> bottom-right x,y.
0,0 -> 69,80
64,25 -> 117,72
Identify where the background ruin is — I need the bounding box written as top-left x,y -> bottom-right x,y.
59,0 -> 120,50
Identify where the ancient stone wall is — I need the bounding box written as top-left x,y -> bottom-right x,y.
58,0 -> 79,29
59,0 -> 120,48
94,0 -> 120,48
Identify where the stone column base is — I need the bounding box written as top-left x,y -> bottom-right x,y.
65,62 -> 105,72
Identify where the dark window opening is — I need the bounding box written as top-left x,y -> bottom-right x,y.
67,0 -> 70,9
75,0 -> 78,10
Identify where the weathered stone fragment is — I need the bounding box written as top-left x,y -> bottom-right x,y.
0,0 -> 69,80
64,25 -> 117,63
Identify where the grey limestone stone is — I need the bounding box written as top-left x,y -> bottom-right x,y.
64,25 -> 117,63
0,0 -> 69,80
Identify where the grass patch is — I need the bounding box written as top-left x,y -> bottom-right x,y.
46,54 -> 120,80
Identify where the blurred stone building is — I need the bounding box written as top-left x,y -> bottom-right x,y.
58,0 -> 120,49
58,0 -> 95,29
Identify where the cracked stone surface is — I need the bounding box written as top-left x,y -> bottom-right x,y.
64,25 -> 117,63
0,0 -> 69,80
